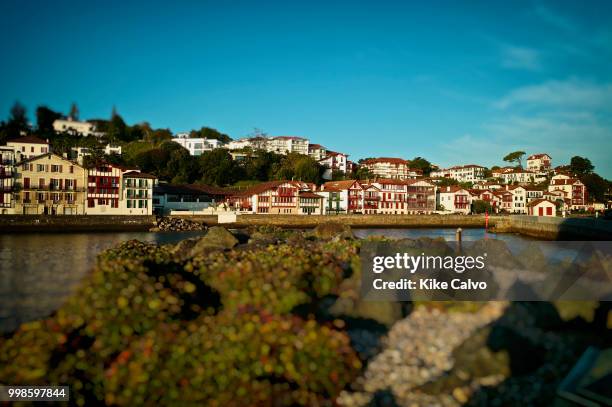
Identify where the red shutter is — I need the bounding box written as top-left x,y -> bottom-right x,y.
539,207 -> 543,216
546,207 -> 552,215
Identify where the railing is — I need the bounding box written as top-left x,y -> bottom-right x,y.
22,186 -> 85,192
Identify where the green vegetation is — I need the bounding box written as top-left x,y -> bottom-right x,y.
502,151 -> 526,168
0,235 -> 362,406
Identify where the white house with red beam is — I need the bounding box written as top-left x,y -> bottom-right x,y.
318,180 -> 364,214
548,174 -> 588,210
471,189 -> 502,212
319,151 -> 349,180
527,198 -> 557,217
436,186 -> 472,214
228,180 -> 322,214
526,153 -> 552,173
362,184 -> 381,214
505,185 -> 528,214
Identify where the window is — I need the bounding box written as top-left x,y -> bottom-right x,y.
99,199 -> 106,205
88,199 -> 95,208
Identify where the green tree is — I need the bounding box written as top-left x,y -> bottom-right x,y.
569,156 -> 594,175
580,173 -> 608,202
189,126 -> 232,143
69,102 -> 79,120
410,156 -> 433,176
503,151 -> 526,168
35,106 -> 62,134
471,200 -> 492,214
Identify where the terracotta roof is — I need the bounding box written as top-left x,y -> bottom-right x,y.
527,198 -> 556,207
7,135 -> 49,145
527,153 -> 550,160
308,144 -> 324,149
438,186 -> 470,193
321,180 -> 360,192
271,136 -> 307,141
298,191 -> 322,199
16,152 -> 81,166
326,150 -> 347,157
362,157 -> 409,165
122,170 -> 157,179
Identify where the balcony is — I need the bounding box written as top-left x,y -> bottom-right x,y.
0,169 -> 12,178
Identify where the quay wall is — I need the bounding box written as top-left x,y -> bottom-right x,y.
492,215 -> 612,240
0,215 -> 156,233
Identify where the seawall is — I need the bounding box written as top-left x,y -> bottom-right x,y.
0,215 -> 157,233
492,215 -> 612,240
170,214 -> 493,229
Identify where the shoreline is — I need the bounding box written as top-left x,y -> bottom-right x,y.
1,214 -> 611,240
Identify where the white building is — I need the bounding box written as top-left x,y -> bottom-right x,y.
308,144 -> 327,161
548,174 -> 587,209
226,136 -> 309,156
527,199 -> 557,217
0,146 -> 16,214
105,144 -> 122,156
436,186 -> 472,214
7,135 -> 50,160
172,133 -> 224,156
493,168 -> 539,184
506,185 -> 528,214
319,151 -> 349,180
430,164 -> 486,183
53,118 -> 104,137
526,153 -> 552,173
361,158 -> 421,180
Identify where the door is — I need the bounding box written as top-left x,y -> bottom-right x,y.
538,207 -> 543,216
546,207 -> 552,216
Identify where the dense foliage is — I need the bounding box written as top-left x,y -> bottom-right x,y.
0,233 -> 362,406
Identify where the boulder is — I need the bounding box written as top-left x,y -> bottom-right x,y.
190,226 -> 238,255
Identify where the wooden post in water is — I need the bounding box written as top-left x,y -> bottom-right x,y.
456,227 -> 462,252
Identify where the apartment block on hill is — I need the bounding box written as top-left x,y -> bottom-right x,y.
430,164 -> 486,183
361,158 -> 421,180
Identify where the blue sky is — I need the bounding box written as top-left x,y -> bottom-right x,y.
1,0 -> 611,176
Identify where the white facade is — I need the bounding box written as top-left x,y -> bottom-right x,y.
53,119 -> 104,137
506,186 -> 528,214
308,144 -> 327,161
526,154 -> 552,173
226,136 -> 309,156
430,165 -> 485,182
527,199 -> 557,217
493,168 -> 538,184
105,144 -> 122,155
436,186 -> 472,214
361,158 -> 420,180
7,136 -> 50,160
172,134 -> 224,156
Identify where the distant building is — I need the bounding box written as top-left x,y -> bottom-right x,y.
105,144 -> 122,156
319,180 -> 364,214
86,164 -> 156,215
227,180 -> 321,214
361,158 -> 420,180
527,199 -> 557,217
526,153 -> 552,173
0,146 -> 16,214
492,167 -> 539,184
308,144 -> 327,161
436,186 -> 472,214
153,184 -> 228,215
548,174 -> 588,210
430,164 -> 486,183
15,153 -> 87,215
52,118 -> 104,137
7,135 -> 50,160
172,133 -> 224,156
265,136 -> 309,155
366,178 -> 436,214
319,151 -> 349,179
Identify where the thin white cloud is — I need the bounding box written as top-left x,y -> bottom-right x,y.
500,45 -> 541,71
495,78 -> 612,109
533,4 -> 576,33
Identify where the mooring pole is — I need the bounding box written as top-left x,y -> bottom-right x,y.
456,227 -> 462,252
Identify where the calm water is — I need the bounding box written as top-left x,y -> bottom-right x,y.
0,228 -> 532,333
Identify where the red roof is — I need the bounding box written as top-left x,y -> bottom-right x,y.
362,157 -> 409,165
321,180 -> 360,192
7,135 -> 49,145
527,153 -> 550,160
298,191 -> 322,199
122,170 -> 157,179
527,198 -> 556,207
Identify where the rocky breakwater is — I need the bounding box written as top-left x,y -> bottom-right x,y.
150,216 -> 207,232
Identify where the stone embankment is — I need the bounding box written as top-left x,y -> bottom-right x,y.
171,214 -> 494,229
492,215 -> 612,240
